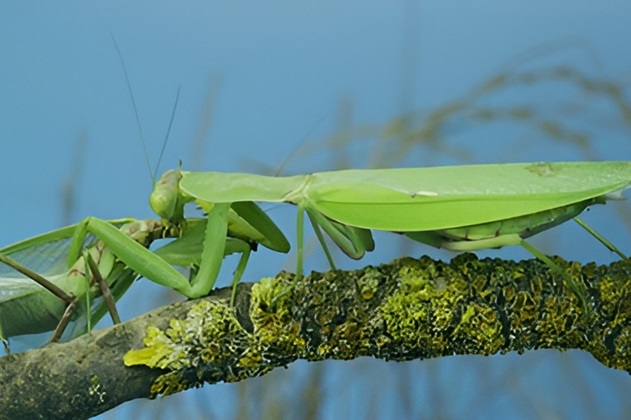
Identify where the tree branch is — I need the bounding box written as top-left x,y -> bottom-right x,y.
2,254 -> 630,418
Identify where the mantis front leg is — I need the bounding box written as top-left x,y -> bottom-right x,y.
69,209 -> 252,301
189,202 -> 233,298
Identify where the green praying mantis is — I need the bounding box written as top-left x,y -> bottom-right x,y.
1,160 -> 628,351
0,219 -> 165,346
0,206 -> 289,350
158,160 -> 630,307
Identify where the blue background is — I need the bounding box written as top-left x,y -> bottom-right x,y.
2,2 -> 631,418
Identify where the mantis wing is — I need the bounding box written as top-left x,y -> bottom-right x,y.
306,162 -> 631,231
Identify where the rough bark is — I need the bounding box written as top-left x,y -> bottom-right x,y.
2,254 -> 630,419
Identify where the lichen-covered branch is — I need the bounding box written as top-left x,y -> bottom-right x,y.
2,254 -> 631,419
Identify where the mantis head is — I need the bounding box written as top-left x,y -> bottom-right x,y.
149,165 -> 191,228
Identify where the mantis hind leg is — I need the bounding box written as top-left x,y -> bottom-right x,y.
296,206 -> 306,284
308,210 -> 374,260
85,252 -> 121,325
65,244 -> 130,339
519,240 -> 588,313
574,217 -> 627,259
49,300 -> 80,342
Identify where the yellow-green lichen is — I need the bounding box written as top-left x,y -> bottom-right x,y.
327,321 -> 363,359
125,301 -> 244,369
124,300 -> 251,396
598,273 -> 631,327
124,274 -> 311,397
122,255 -> 631,396
248,276 -> 305,360
355,267 -> 382,300
378,255 -> 505,359
586,259 -> 631,372
379,259 -> 455,356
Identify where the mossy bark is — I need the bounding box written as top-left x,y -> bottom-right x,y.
1,254 -> 630,419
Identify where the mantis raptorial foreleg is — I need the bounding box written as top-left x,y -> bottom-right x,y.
64,205 -> 254,301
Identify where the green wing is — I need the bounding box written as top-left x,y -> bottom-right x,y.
307,162 -> 631,231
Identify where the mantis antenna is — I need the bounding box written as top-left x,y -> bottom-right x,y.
110,33 -> 179,185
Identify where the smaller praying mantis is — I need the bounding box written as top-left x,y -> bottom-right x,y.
0,210 -> 288,351
0,219 -> 161,349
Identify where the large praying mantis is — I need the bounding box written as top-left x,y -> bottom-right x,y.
156,161 -> 630,307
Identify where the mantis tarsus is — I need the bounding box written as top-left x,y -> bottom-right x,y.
156,161 -> 630,307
